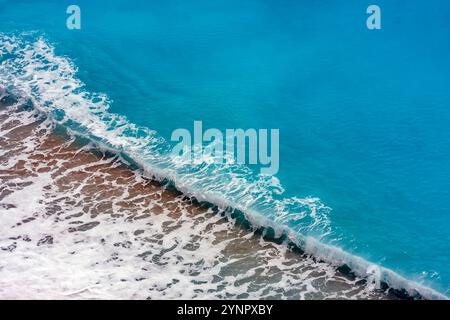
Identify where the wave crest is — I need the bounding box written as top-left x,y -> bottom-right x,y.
1,32 -> 446,300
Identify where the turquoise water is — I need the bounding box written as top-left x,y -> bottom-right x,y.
1,0 -> 449,297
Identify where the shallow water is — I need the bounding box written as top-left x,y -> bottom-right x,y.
1,0 -> 450,298
0,102 -> 396,299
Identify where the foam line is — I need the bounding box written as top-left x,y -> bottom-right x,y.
0,32 -> 447,300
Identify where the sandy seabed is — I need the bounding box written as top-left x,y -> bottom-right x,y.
0,100 -> 396,300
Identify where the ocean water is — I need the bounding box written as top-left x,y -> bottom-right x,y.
1,0 -> 449,298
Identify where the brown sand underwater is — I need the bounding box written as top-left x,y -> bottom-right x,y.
0,100 -> 398,299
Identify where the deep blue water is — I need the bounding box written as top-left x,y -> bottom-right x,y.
1,0 -> 449,296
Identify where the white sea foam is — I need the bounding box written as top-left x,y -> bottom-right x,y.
0,32 -> 447,299
0,104 -> 385,300
0,32 -> 333,245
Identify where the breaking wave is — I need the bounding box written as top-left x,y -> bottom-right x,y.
0,32 -> 446,299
